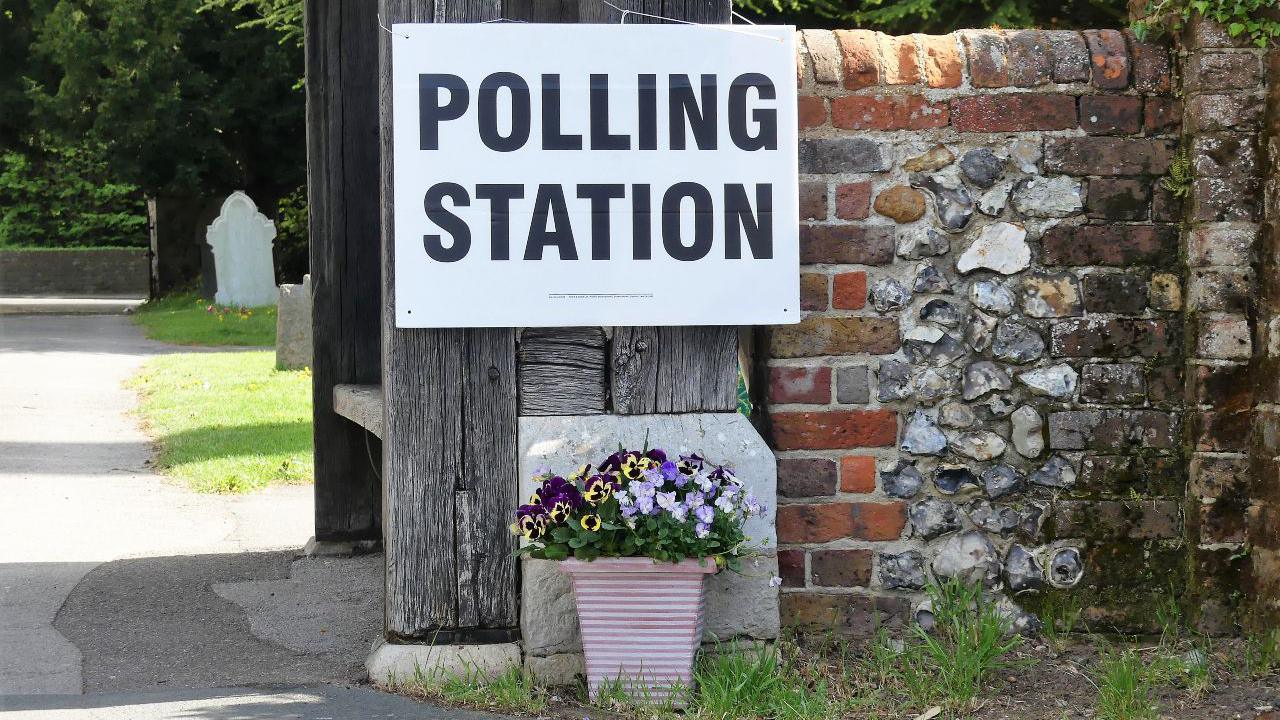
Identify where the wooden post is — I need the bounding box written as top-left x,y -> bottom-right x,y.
306,0 -> 383,543
377,0 -> 732,643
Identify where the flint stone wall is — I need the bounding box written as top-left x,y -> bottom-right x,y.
518,413 -> 779,684
770,26 -> 1206,635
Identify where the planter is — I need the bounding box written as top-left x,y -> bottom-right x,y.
559,557 -> 717,703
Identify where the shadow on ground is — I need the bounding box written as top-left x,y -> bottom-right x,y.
49,551 -> 383,693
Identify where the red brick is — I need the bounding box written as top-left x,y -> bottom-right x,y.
780,593 -> 909,635
835,29 -> 881,90
832,95 -> 948,130
777,458 -> 837,498
798,95 -> 826,130
850,502 -> 907,540
951,94 -> 1077,132
770,409 -> 898,450
832,271 -> 867,310
810,548 -> 873,587
962,30 -> 1009,88
769,317 -> 900,358
1144,97 -> 1182,135
917,34 -> 962,88
1006,30 -> 1054,86
800,272 -> 828,311
1200,502 -> 1247,544
1044,137 -> 1176,175
840,455 -> 876,493
769,366 -> 831,405
1084,29 -> 1130,89
835,182 -> 871,220
778,549 -> 806,587
777,502 -> 856,543
800,225 -> 894,265
878,34 -> 920,85
1048,30 -> 1091,82
1042,224 -> 1179,266
799,182 -> 826,221
1127,33 -> 1171,94
1080,95 -> 1142,135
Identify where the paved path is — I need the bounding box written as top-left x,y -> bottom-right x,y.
0,315 -> 388,712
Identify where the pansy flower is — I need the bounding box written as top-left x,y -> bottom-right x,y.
582,474 -> 618,505
695,504 -> 715,525
580,514 -> 602,531
515,504 -> 549,540
645,448 -> 667,464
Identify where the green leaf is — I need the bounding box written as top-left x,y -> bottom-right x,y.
1228,21 -> 1246,35
542,543 -> 570,561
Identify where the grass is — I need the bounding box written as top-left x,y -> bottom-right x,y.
691,642 -> 832,720
133,291 -> 277,346
1094,648 -> 1159,720
128,351 -> 312,492
393,665 -> 547,715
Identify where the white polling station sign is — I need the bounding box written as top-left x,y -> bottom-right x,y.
391,23 -> 799,328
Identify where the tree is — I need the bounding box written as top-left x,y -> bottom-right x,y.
27,0 -> 305,200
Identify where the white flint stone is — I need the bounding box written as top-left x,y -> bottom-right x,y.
1010,405 -> 1045,458
977,181 -> 1014,216
956,222 -> 1030,275
1018,363 -> 1079,398
931,530 -> 1000,586
1011,176 -> 1084,218
970,280 -> 1015,314
1009,138 -> 1042,173
904,324 -> 945,345
950,431 -> 1007,461
206,191 -> 278,307
901,411 -> 948,455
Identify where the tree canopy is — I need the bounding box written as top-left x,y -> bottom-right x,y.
734,0 -> 1127,32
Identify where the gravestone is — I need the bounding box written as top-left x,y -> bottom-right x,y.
276,274 -> 313,370
206,191 -> 278,308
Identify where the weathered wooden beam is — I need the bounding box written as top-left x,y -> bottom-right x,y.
518,327 -> 608,415
612,326 -> 739,413
505,0 -> 578,21
379,0 -> 517,641
333,383 -> 384,438
306,0 -> 382,542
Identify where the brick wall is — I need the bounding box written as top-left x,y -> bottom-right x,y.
0,248 -> 151,297
768,27 -> 1189,633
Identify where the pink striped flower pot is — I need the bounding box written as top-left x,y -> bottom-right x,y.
559,557 -> 718,704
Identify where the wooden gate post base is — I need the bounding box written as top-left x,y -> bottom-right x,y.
302,536 -> 381,558
366,638 -> 521,686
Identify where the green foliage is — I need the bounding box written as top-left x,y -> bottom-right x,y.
1135,0 -> 1280,48
273,185 -> 309,283
1242,629 -> 1280,677
128,350 -> 312,493
26,0 -> 304,197
1094,648 -> 1160,720
734,0 -> 1125,33
692,643 -> 833,720
133,291 -> 278,346
199,0 -> 303,47
1162,146 -> 1193,198
0,136 -> 146,247
400,665 -> 548,715
859,580 -> 1027,711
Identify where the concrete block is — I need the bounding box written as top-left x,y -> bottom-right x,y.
524,652 -> 584,686
366,638 -> 520,686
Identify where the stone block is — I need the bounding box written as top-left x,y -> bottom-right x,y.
1185,52 -> 1263,91
1196,314 -> 1251,359
521,558 -> 581,656
525,653 -> 584,686
1187,268 -> 1253,312
1187,94 -> 1264,132
836,365 -> 870,404
275,275 -> 312,370
705,554 -> 782,641
1187,223 -> 1258,266
366,639 -> 521,686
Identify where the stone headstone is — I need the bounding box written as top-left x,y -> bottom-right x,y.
518,413 -> 780,685
276,274 -> 313,370
206,191 -> 278,307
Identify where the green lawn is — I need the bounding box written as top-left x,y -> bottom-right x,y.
128,351 -> 313,493
133,292 -> 277,346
